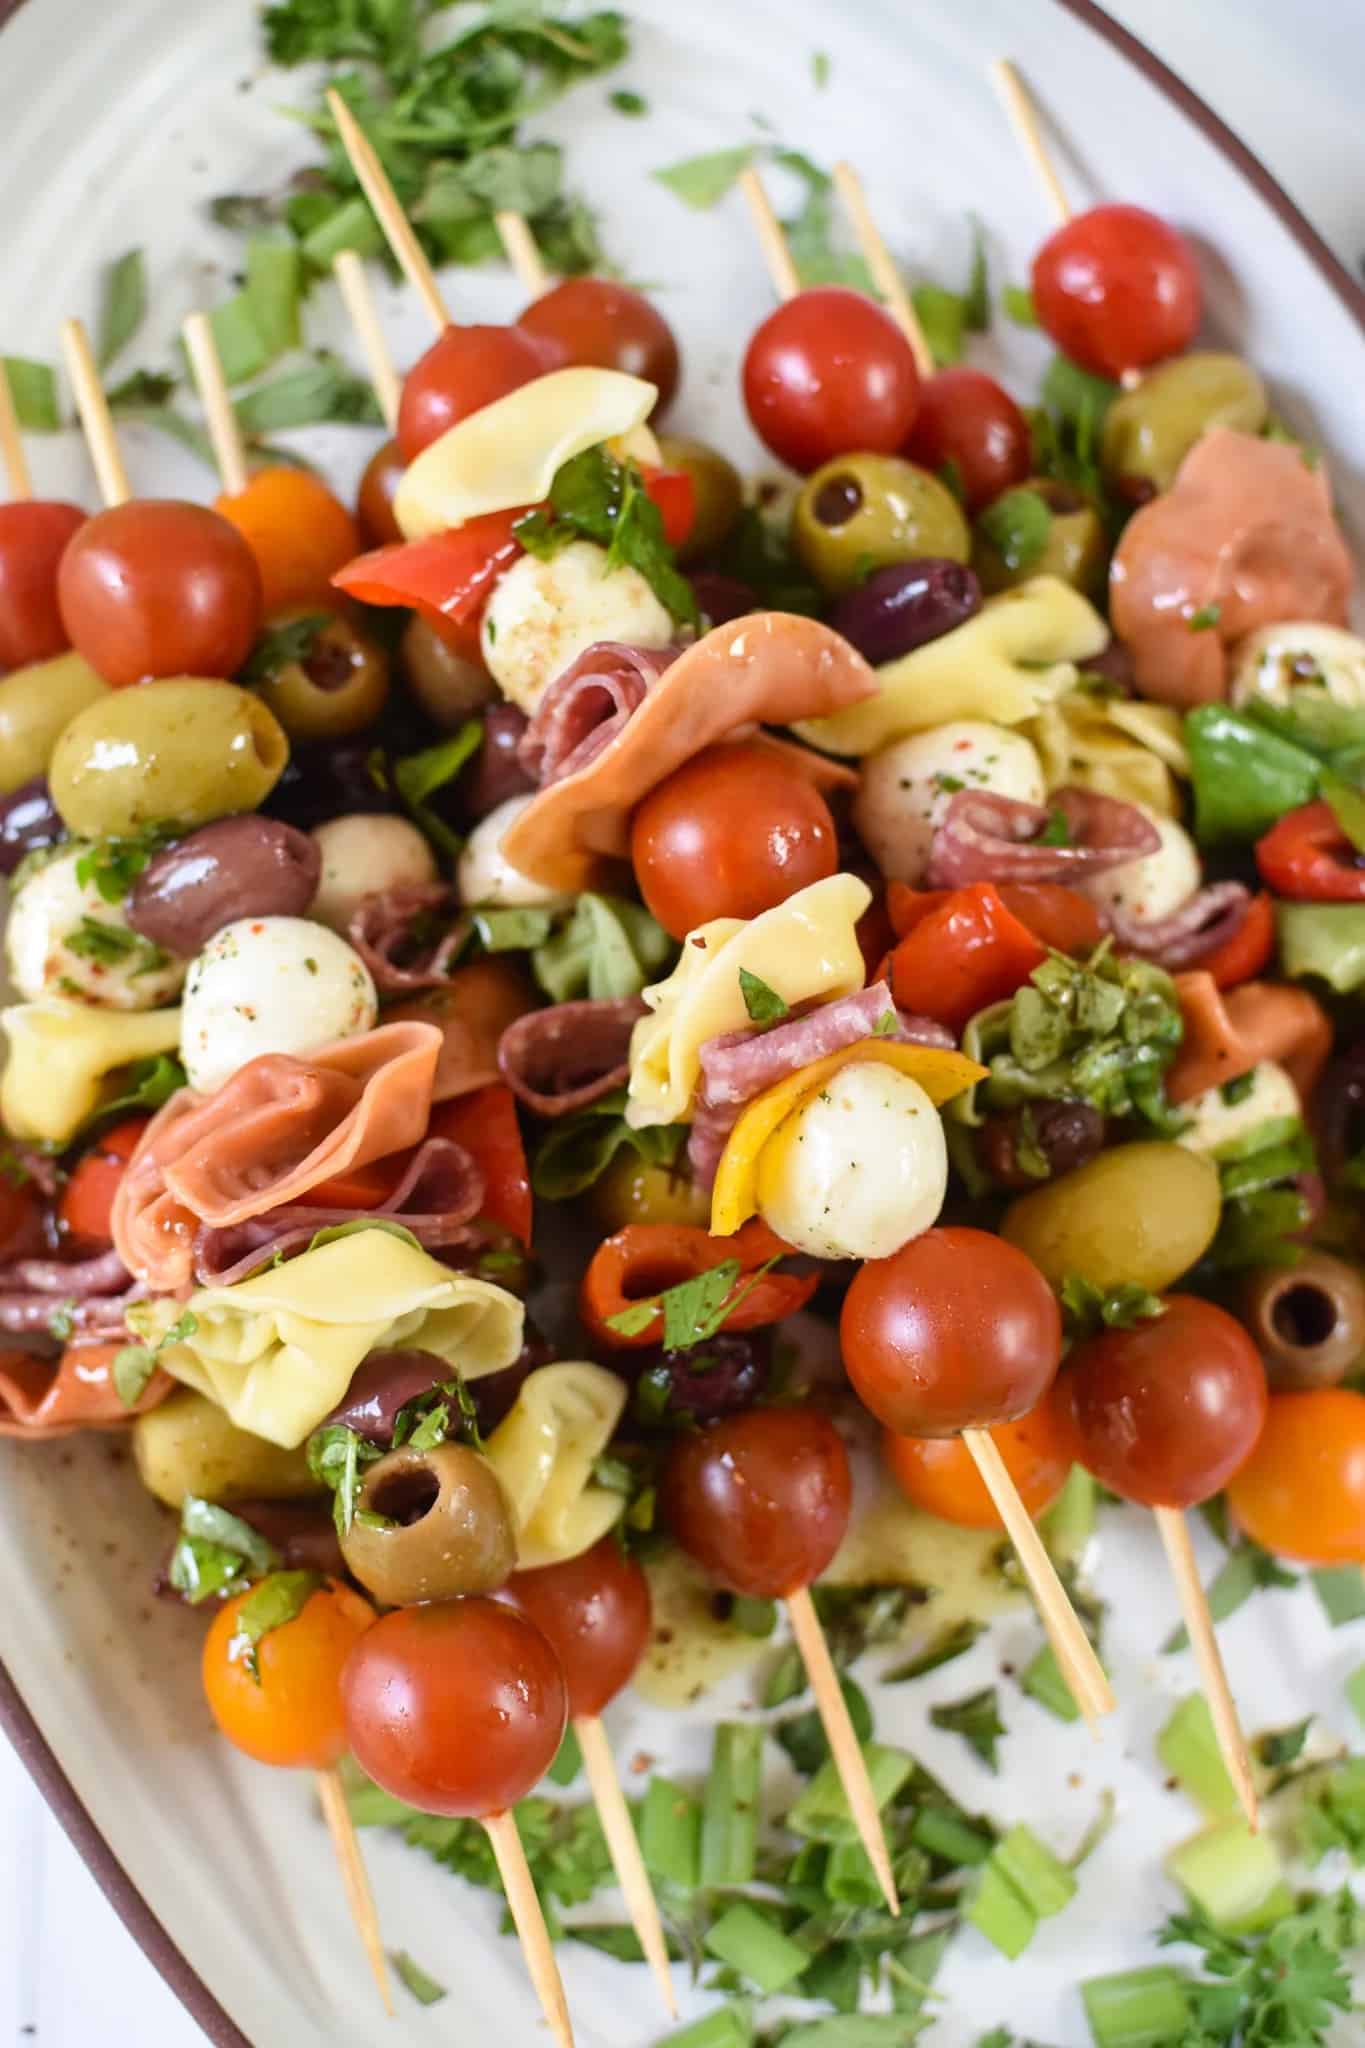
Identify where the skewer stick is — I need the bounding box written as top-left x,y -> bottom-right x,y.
964,1429 -> 1114,1730
495,212 -> 551,301
831,162 -> 935,380
59,318 -> 130,508
574,1715 -> 676,2016
738,166 -> 801,303
326,89 -> 450,335
332,251 -> 402,432
989,59 -> 1072,227
182,313 -> 250,498
1155,1507 -> 1259,1829
314,1767 -> 394,2014
484,1809 -> 575,2048
787,1585 -> 899,1912
0,361 -> 33,500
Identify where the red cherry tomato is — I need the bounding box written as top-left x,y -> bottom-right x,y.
356,437 -> 406,548
1068,1295 -> 1267,1509
203,1577 -> 376,1770
397,324 -> 563,462
1031,203 -> 1202,380
505,1537 -> 652,1719
1227,1389 -> 1365,1565
58,1115 -> 148,1249
518,279 -> 680,411
57,500 -> 262,687
841,1226 -> 1062,1438
0,501 -> 86,669
903,369 -> 1031,512
342,1598 -> 567,1817
661,1407 -> 852,1600
883,1381 -> 1075,1529
742,287 -> 921,472
629,741 -> 838,940
428,1084 -> 532,1245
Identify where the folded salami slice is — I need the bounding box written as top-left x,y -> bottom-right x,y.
1107,881 -> 1251,970
518,642 -> 677,787
349,883 -> 470,992
498,996 -> 647,1117
926,785 -> 1160,889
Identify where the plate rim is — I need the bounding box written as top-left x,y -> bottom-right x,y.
0,3 -> 1361,2044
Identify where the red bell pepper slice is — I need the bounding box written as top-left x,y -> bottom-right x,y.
428,1084 -> 532,1246
1199,889 -> 1275,989
889,881 -> 1047,1035
1256,800 -> 1365,902
640,466 -> 695,551
332,510 -> 524,646
888,879 -> 1104,957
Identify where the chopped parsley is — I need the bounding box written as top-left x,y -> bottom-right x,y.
515,443 -> 697,627
1188,603 -> 1223,632
738,966 -> 789,1025
228,1569 -> 325,1683
113,1310 -> 198,1407
603,1255 -> 779,1349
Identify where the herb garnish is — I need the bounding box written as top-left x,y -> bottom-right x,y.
738,967 -> 789,1025
514,444 -> 697,627
228,1569 -> 325,1683
1188,602 -> 1222,632
307,1374 -> 483,1536
390,1951 -> 447,2007
113,1309 -> 198,1407
531,1089 -> 685,1201
1,357 -> 60,432
603,1256 -> 778,1349
168,1497 -> 281,1605
930,1686 -> 1007,1771
75,824 -> 181,905
66,917 -> 171,978
1059,1274 -> 1165,1341
239,611 -> 331,683
976,487 -> 1052,574
96,249 -> 147,371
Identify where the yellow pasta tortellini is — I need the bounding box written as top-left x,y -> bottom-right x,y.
794,577 -> 1109,757
1022,689 -> 1190,817
126,1228 -> 524,1449
626,874 -> 871,1129
483,1362 -> 628,1569
0,998 -> 182,1145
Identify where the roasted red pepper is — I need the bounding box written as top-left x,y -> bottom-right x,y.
1199,889 -> 1275,989
579,1220 -> 815,1352
1256,800 -> 1365,902
331,511 -> 524,657
640,466 -> 696,551
429,1084 -> 532,1246
888,881 -> 1048,1035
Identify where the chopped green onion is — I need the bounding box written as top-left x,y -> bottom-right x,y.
788,1744 -> 914,1843
1347,1663 -> 1365,1728
390,1950 -> 446,2006
700,1722 -> 762,1883
1165,1817 -> 1292,1933
1019,1642 -> 1082,1723
779,2022 -> 936,2046
639,1775 -> 701,1888
656,2006 -> 753,2048
703,1902 -> 809,1993
908,1806 -> 993,1866
884,1618 -> 984,1683
992,1824 -> 1077,1919
822,1836 -> 887,1906
1080,1966 -> 1191,2047
965,1859 -> 1036,1958
1156,1695 -> 1238,1821
1039,1464 -> 1097,1564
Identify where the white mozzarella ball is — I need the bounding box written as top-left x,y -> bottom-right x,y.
853,722 -> 1045,883
1176,1059 -> 1301,1160
755,1061 -> 948,1261
5,845 -> 186,1011
480,540 -> 673,714
180,916 -> 377,1094
456,795 -> 567,909
1083,806 -> 1201,926
1229,623 -> 1365,710
309,814 -> 439,934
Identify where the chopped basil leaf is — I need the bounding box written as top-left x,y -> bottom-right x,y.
517,444 -> 696,627
390,720 -> 483,862
871,1010 -> 898,1037
75,824 -> 181,904
239,612 -> 331,683
738,966 -> 789,1025
66,916 -> 170,977
885,1619 -> 986,1684
910,283 -> 967,369
96,249 -> 147,370
1255,1718 -> 1314,1770
533,892 -> 674,1003
233,354 -> 382,433
531,1090 -> 685,1201
74,1054 -> 186,1137
977,486 -> 1052,574
1221,1071 -> 1258,1106
1188,603 -> 1222,632
228,1570 -> 324,1683
474,906 -> 557,954
609,88 -> 647,115
307,1424 -> 383,1537
964,214 -> 989,332
1002,283 -> 1038,326
1,357 -> 60,432
603,1255 -> 779,1351
47,1302 -> 75,1343
653,145 -> 755,209
1035,808 -> 1071,848
113,1309 -> 197,1407
930,1686 -> 1007,1771
169,1496 -> 281,1604
390,1951 -> 447,2007
1059,1274 -> 1165,1340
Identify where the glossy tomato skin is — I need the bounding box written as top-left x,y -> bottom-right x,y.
342,1598 -> 567,1817
742,287 -> 921,473
519,279 -> 680,410
203,1578 -> 375,1770
57,501 -> 263,687
397,324 -> 563,462
630,741 -> 838,941
661,1407 -> 851,1600
0,501 -> 86,670
505,1536 -> 652,1718
903,369 -> 1032,512
1068,1294 -> 1266,1509
883,1381 -> 1074,1529
841,1226 -> 1062,1438
1031,203 -> 1202,379
1227,1389 -> 1365,1564
356,437 -> 406,548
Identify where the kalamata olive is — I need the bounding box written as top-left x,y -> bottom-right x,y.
1240,1249 -> 1365,1391
976,1101 -> 1105,1190
400,616 -> 497,728
455,702 -> 536,826
0,777 -> 64,875
829,559 -> 982,667
126,815 -> 321,956
468,1323 -> 555,1434
324,1347 -> 451,1445
1311,1044 -> 1365,1184
264,738 -> 397,832
630,1331 -> 770,1423
690,573 -> 759,626
339,1441 -> 518,1604
225,1500 -> 346,1579
1081,637 -> 1136,694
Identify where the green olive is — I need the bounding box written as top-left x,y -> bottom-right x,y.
50,677 -> 289,840
1101,351 -> 1268,494
400,615 -> 497,728
252,609 -> 390,743
133,1389 -> 320,1508
791,455 -> 970,596
656,434 -> 744,564
1001,1140 -> 1220,1294
1239,1249 -> 1365,1392
591,1151 -> 712,1232
973,478 -> 1108,598
339,1441 -> 517,1604
0,651 -> 109,797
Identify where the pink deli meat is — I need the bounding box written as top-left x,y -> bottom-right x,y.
497,996 -> 647,1118
926,786 -> 1160,889
518,642 -> 678,786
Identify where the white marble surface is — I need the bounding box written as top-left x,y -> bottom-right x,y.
2,1 -> 1364,2043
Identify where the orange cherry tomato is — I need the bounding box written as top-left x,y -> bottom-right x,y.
1226,1389 -> 1365,1565
883,1384 -> 1075,1529
58,1116 -> 149,1249
1200,890 -> 1275,990
202,1577 -> 376,1770
216,467 -> 361,615
579,1221 -> 816,1351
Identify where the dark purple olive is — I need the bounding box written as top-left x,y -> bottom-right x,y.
126,815 -> 320,955
976,1101 -> 1106,1189
633,1331 -> 769,1424
829,559 -> 981,666
264,738 -> 398,832
468,1323 -> 556,1433
689,573 -> 758,626
454,702 -> 536,825
0,777 -> 64,875
323,1347 -> 451,1444
1311,1044 -> 1365,1184
1080,637 -> 1136,694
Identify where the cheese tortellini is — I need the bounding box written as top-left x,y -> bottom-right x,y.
1229,623 -> 1365,710
483,1362 -> 628,1568
6,846 -> 187,1010
0,997 -> 182,1145
1022,690 -> 1189,818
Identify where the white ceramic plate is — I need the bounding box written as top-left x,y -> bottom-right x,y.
1,2 -> 1363,2043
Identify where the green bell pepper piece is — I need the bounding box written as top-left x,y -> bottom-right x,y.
1276,901 -> 1365,991
1184,705 -> 1320,844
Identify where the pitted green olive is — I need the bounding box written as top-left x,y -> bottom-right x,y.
0,651 -> 109,796
1101,351 -> 1268,493
400,615 -> 497,727
49,677 -> 289,839
1001,1140 -> 1220,1293
251,609 -> 390,742
338,1441 -> 518,1604
974,478 -> 1108,599
656,434 -> 744,564
792,454 -> 970,595
591,1152 -> 712,1231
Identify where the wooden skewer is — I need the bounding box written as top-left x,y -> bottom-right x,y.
1155,1507 -> 1259,1829
484,1809 -> 575,2048
738,165 -> 801,303
989,58 -> 1072,228
332,251 -> 402,432
830,162 -> 935,380
965,1429 -> 1114,1730
495,212 -> 551,301
0,360 -> 33,500
59,318 -> 130,508
182,313 -> 249,498
325,89 -> 450,335
574,1715 -> 676,2016
787,1585 -> 899,1912
315,1767 -> 394,2014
